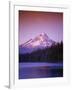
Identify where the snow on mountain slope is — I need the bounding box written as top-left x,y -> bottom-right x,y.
19,33 -> 56,54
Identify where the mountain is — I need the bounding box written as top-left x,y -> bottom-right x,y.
19,33 -> 56,54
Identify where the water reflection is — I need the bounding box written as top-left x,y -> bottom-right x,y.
19,63 -> 63,79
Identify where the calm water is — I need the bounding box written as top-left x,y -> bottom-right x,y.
19,62 -> 63,79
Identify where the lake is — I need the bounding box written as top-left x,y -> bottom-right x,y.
19,62 -> 63,79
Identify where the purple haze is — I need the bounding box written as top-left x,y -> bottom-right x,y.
19,11 -> 63,45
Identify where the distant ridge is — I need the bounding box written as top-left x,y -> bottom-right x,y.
19,33 -> 56,54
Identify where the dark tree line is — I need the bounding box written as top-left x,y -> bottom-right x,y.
19,42 -> 63,63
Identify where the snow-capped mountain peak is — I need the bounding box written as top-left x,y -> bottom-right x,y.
19,33 -> 56,54
21,33 -> 55,48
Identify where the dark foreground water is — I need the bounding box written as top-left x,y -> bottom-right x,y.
19,63 -> 63,79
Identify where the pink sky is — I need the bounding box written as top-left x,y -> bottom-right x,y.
19,11 -> 63,45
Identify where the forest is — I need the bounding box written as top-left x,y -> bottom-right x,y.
19,42 -> 63,63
